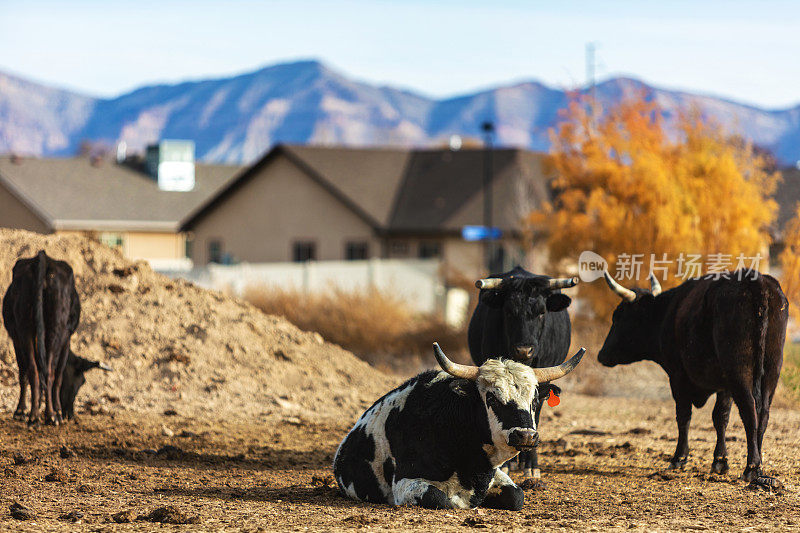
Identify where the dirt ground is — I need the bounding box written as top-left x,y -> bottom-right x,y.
1,229 -> 799,531
2,391 -> 799,532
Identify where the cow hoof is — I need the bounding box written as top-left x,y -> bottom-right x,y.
12,411 -> 26,421
668,457 -> 687,470
44,416 -> 58,427
26,417 -> 40,428
711,457 -> 729,475
741,465 -> 760,482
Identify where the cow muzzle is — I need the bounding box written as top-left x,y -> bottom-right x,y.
597,348 -> 615,368
513,346 -> 533,361
507,428 -> 539,450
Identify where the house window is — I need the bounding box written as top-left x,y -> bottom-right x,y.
345,241 -> 369,260
390,241 -> 410,257
208,239 -> 223,264
293,241 -> 316,262
99,232 -> 123,250
419,241 -> 441,259
184,236 -> 194,259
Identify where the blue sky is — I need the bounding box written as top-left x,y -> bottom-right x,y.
1,0 -> 798,108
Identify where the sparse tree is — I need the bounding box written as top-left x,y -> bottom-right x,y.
530,94 -> 779,319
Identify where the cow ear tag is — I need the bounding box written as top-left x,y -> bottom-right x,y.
547,389 -> 560,407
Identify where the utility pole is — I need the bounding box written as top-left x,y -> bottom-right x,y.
481,121 -> 495,273
586,42 -> 597,127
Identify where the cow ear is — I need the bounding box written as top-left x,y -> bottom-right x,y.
545,293 -> 571,312
544,384 -> 562,396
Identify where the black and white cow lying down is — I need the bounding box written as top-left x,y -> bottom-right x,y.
333,343 -> 584,510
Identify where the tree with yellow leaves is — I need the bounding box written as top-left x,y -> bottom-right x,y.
531,94 -> 779,319
779,206 -> 800,322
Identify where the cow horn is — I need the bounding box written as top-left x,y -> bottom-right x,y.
433,342 -> 480,381
532,347 -> 586,383
548,277 -> 579,289
649,272 -> 662,296
603,271 -> 636,302
475,278 -> 503,290
98,362 -> 113,372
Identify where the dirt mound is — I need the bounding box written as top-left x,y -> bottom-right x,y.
0,229 -> 397,422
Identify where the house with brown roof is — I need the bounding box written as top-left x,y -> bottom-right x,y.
181,144 -> 551,279
0,147 -> 241,268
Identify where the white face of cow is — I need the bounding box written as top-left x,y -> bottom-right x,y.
476,360 -> 539,460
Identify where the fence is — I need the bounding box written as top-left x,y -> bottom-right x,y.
159,258 -> 471,325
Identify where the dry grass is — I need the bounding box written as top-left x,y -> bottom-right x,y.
775,342 -> 800,408
244,285 -> 469,374
243,286 -> 651,397
243,285 -> 674,401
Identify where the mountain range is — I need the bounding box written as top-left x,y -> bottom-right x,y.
1,60 -> 799,165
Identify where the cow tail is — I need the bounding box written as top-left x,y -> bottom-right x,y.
34,250 -> 48,385
752,279 -> 769,414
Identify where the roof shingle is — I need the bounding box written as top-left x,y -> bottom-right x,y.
0,156 -> 241,232
182,144 -> 550,234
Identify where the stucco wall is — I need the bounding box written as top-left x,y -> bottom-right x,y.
123,232 -> 185,260
188,154 -> 378,264
56,230 -> 185,262
0,184 -> 50,233
443,239 -> 486,279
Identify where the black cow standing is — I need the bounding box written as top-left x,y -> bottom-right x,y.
2,250 -> 109,425
599,270 -> 787,488
468,266 -> 578,482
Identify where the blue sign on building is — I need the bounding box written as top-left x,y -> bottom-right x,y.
462,226 -> 502,241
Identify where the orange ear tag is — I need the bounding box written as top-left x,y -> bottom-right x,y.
547,389 -> 560,407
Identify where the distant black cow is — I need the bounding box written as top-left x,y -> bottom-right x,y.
599,270 -> 787,487
468,266 -> 578,481
2,250 -> 109,425
334,342 -> 584,509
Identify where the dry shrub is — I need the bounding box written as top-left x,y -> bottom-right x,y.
244,285 -> 469,374
775,343 -> 800,408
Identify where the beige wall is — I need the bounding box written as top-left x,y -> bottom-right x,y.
57,230 -> 185,261
188,154 -> 379,264
124,232 -> 185,260
0,184 -> 50,233
443,239 -> 486,280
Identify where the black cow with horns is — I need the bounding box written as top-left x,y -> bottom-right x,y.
333,342 -> 585,509
599,269 -> 787,488
2,250 -> 111,425
467,266 -> 578,481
